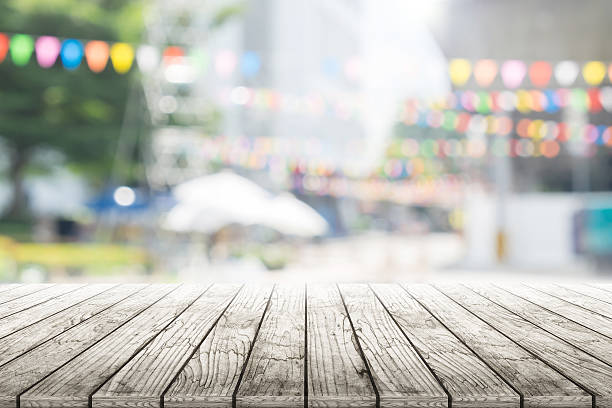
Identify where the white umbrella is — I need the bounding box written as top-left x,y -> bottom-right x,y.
165,171 -> 329,237
172,171 -> 270,223
262,193 -> 329,237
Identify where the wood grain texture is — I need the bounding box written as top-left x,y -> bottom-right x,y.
437,284 -> 612,408
0,284 -> 53,305
0,285 -> 21,295
514,284 -> 612,334
484,284 -> 612,354
235,285 -> 305,408
338,284 -> 447,408
554,284 -> 612,313
0,284 -> 143,367
165,285 -> 273,408
0,285 -> 82,318
92,284 -> 241,408
307,284 -> 376,408
405,284 -> 591,408
372,284 -> 518,408
0,284 -> 117,339
587,284 -> 612,298
21,285 -> 208,408
0,284 -> 177,408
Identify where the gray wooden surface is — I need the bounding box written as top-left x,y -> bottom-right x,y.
0,283 -> 610,408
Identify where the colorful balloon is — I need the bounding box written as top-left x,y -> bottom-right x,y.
35,36 -> 61,68
0,33 -> 10,63
449,58 -> 472,87
85,41 -> 109,73
473,59 -> 498,87
501,60 -> 526,89
554,61 -> 579,87
528,61 -> 552,87
110,43 -> 134,74
583,61 -> 606,86
10,34 -> 34,66
60,39 -> 84,70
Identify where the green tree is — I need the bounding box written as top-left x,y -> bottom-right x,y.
0,0 -> 145,219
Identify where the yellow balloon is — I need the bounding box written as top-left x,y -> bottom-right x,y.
582,61 -> 606,86
110,43 -> 134,74
449,58 -> 472,87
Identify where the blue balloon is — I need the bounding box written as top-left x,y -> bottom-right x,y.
241,51 -> 261,77
60,39 -> 84,70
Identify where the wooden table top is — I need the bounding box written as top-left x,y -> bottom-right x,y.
0,283 -> 610,408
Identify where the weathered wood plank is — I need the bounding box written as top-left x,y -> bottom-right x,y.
437,284 -> 612,408
521,284 -> 612,326
0,284 -> 177,408
406,284 -> 590,408
307,284 -> 376,408
92,284 -> 241,408
0,284 -> 117,339
372,284 -> 518,408
470,285 -> 612,364
0,284 -> 144,367
338,284 -> 447,408
0,284 -> 56,306
556,284 -> 612,311
0,285 -> 21,295
164,285 -> 274,408
20,285 -> 208,408
235,285 -> 305,408
0,284 -> 85,320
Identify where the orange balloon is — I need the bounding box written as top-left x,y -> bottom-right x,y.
85,41 -> 109,73
529,61 -> 552,88
473,59 -> 498,87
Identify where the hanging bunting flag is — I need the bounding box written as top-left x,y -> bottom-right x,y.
189,47 -> 208,72
448,58 -> 471,86
600,86 -> 612,112
582,61 -> 606,86
528,61 -> 552,88
110,42 -> 134,74
85,40 -> 109,73
215,50 -> 237,77
322,56 -> 340,78
501,60 -> 526,89
136,45 -> 160,73
163,46 -> 184,64
0,33 -> 9,63
35,36 -> 61,68
10,34 -> 34,66
554,60 -> 579,87
60,39 -> 84,70
473,59 -> 498,87
241,50 -> 260,78
587,88 -> 602,112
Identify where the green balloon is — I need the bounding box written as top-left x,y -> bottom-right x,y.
10,34 -> 34,66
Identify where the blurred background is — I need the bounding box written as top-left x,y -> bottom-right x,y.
1,0 -> 611,283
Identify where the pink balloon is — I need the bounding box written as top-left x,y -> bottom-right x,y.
35,36 -> 61,68
501,60 -> 526,89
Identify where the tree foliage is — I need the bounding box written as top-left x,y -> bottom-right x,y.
0,0 -> 145,218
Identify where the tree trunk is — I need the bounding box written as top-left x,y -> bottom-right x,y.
5,149 -> 29,220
